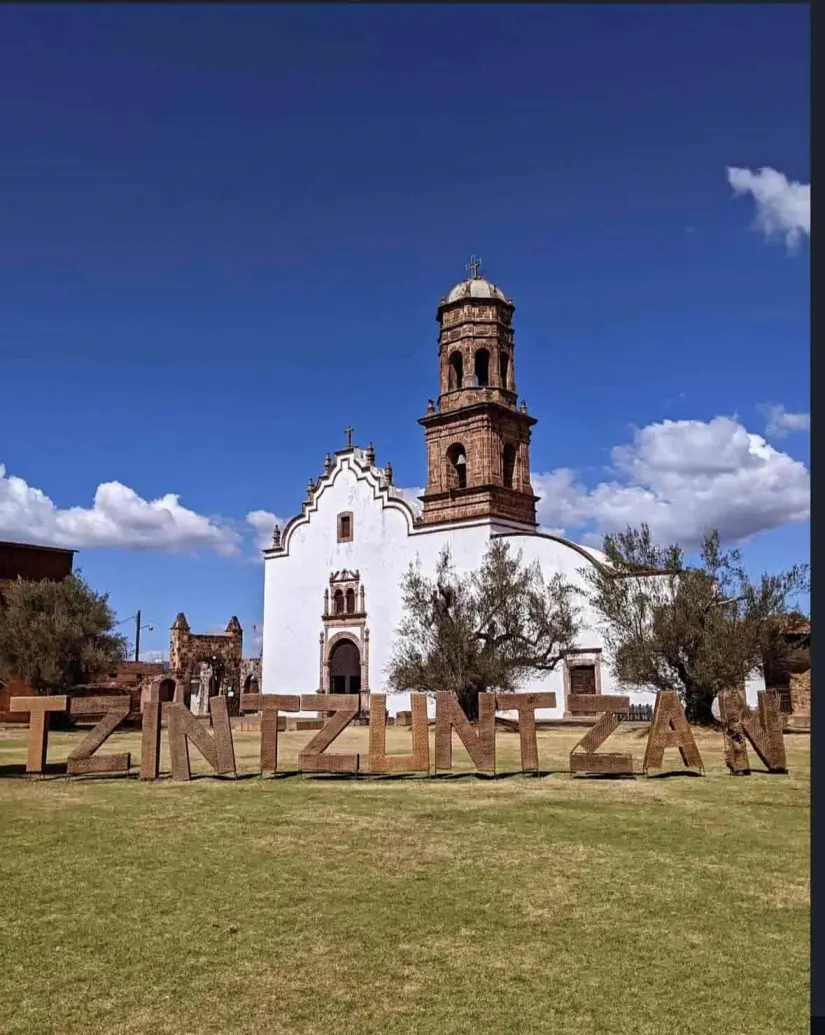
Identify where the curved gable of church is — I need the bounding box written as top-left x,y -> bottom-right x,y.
269,449 -> 418,560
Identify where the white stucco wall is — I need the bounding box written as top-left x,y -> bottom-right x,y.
262,449 -> 762,718
262,453 -> 492,716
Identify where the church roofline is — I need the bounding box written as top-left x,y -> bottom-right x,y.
493,529 -> 671,579
264,450 -> 419,559
491,529 -> 608,572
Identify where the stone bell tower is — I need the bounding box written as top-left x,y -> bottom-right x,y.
418,259 -> 539,527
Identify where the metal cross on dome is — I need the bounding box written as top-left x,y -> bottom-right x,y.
466,255 -> 482,279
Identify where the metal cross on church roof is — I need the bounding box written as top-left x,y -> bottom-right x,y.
466,255 -> 482,279
345,425 -> 354,448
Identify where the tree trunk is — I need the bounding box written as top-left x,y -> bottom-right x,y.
682,682 -> 715,725
457,685 -> 481,721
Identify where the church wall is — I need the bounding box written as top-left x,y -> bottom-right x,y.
262,460 -> 492,716
262,463 -> 767,719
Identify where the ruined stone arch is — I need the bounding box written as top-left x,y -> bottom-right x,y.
169,613 -> 243,716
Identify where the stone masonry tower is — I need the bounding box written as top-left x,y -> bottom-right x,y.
418,260 -> 539,527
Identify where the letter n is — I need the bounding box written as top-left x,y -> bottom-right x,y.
643,690 -> 704,774
168,698 -> 237,781
718,688 -> 787,774
434,692 -> 495,774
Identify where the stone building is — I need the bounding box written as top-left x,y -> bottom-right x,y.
763,614 -> 811,727
168,613 -> 244,715
259,266 -> 772,718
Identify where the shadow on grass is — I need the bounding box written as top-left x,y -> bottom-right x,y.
0,762 -> 69,779
645,769 -> 705,779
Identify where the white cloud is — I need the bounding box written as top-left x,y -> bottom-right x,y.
245,509 -> 285,552
727,166 -> 810,249
396,486 -> 424,514
138,649 -> 166,664
0,463 -> 240,555
532,416 -> 810,548
758,402 -> 810,439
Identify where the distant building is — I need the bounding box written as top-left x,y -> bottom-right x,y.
763,614 -> 811,726
0,540 -> 76,717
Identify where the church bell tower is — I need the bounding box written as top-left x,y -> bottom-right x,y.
418,259 -> 539,527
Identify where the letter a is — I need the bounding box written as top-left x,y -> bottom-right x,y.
643,690 -> 703,774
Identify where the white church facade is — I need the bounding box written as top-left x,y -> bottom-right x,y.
260,267 -> 763,718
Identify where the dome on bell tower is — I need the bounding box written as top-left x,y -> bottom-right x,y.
419,259 -> 538,529
439,257 -> 512,306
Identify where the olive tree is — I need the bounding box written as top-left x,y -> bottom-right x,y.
387,539 -> 581,719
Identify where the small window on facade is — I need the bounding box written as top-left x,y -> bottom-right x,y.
337,512 -> 353,543
570,665 -> 597,695
345,588 -> 356,614
568,659 -> 600,715
333,589 -> 345,615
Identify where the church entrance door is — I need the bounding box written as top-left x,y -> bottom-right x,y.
329,640 -> 361,695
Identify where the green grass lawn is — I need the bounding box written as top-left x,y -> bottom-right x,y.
0,725 -> 809,1035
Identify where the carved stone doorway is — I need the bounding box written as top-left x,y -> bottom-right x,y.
329,639 -> 361,695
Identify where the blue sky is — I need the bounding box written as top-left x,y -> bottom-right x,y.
0,5 -> 810,660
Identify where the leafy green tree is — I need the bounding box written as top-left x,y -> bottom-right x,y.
582,525 -> 810,724
387,539 -> 581,719
0,572 -> 128,695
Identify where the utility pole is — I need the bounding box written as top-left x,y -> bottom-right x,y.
135,609 -> 141,663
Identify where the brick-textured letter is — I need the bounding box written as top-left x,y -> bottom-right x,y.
298,694 -> 360,773
241,693 -> 300,774
718,688 -> 787,774
643,690 -> 703,774
9,696 -> 68,774
168,697 -> 237,781
568,695 -> 633,776
369,693 -> 429,774
140,701 -> 162,780
67,696 -> 131,776
495,693 -> 556,773
434,692 -> 495,773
